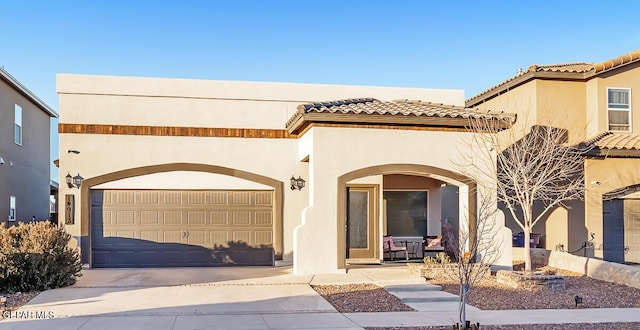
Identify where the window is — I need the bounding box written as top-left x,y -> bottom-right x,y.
384,190 -> 428,237
14,104 -> 22,145
9,196 -> 16,222
608,88 -> 631,131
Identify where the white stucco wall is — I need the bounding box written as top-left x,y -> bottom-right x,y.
92,171 -> 274,190
56,74 -> 506,274
293,126 -> 511,274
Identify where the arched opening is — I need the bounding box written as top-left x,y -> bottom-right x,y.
80,163 -> 284,267
336,164 -> 476,269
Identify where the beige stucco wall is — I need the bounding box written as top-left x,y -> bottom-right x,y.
470,80 -> 538,135
57,74 -> 465,129
586,65 -> 640,135
58,74 -> 512,275
294,126 -> 512,274
535,80 -> 587,143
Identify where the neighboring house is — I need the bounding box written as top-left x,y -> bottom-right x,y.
0,67 -> 57,224
466,49 -> 640,264
57,74 -> 515,274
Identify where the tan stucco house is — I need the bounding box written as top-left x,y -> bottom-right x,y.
57,74 -> 514,274
0,67 -> 57,225
466,49 -> 640,264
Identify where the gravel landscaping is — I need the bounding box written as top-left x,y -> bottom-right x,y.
430,266 -> 640,310
0,291 -> 40,320
312,283 -> 414,313
315,264 -> 640,329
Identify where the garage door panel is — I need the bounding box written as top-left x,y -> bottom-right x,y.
233,231 -> 250,243
232,212 -> 251,225
210,212 -> 228,225
255,211 -> 272,225
208,191 -> 228,205
232,192 -> 251,205
255,231 -> 273,245
117,191 -> 135,204
115,211 -> 135,225
140,211 -> 159,225
163,211 -> 183,225
255,192 -> 272,205
210,231 -> 228,244
163,191 -> 182,204
187,211 -> 206,225
91,189 -> 274,267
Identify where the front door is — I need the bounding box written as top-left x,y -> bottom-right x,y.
347,185 -> 378,261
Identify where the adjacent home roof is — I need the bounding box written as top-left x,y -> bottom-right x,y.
582,132 -> 640,158
285,98 -> 516,134
467,49 -> 640,107
0,67 -> 58,118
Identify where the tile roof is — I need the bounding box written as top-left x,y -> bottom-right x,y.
583,132 -> 640,158
467,49 -> 640,107
587,132 -> 640,150
298,98 -> 515,120
594,49 -> 640,73
286,98 -> 516,134
527,62 -> 594,73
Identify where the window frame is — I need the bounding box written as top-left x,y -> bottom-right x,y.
607,87 -> 632,132
14,104 -> 22,145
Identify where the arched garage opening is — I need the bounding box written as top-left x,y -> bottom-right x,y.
336,164 -> 476,269
80,163 -> 284,267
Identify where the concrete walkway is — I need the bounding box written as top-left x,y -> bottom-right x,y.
2,266 -> 640,329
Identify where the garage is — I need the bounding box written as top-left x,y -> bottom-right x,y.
603,198 -> 640,264
91,189 -> 274,267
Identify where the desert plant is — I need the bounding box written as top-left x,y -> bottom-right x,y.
0,221 -> 82,293
424,252 -> 451,264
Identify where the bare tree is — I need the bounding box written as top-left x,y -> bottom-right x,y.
441,183 -> 502,329
464,119 -> 587,273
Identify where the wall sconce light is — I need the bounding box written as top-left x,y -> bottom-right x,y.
290,175 -> 305,191
66,173 -> 83,188
67,149 -> 80,154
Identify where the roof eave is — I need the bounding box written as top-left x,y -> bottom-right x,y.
585,148 -> 640,158
286,112 -> 513,134
0,67 -> 58,118
466,71 -> 590,108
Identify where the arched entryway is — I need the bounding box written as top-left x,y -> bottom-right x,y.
336,164 -> 476,269
80,163 -> 284,267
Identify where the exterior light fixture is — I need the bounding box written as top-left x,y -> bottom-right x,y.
290,175 -> 306,191
73,174 -> 83,188
66,173 -> 73,188
67,149 -> 80,154
66,173 -> 83,188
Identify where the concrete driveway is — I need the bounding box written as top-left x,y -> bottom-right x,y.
0,265 -> 424,329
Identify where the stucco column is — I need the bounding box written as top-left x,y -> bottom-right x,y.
292,156 -> 342,275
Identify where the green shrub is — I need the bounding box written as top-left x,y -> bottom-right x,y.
0,221 -> 82,293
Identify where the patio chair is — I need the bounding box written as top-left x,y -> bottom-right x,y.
383,235 -> 408,260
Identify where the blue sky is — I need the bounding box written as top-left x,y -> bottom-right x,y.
2,1 -> 640,181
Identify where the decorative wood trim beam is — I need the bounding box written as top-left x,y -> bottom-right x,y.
59,123 -> 298,139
